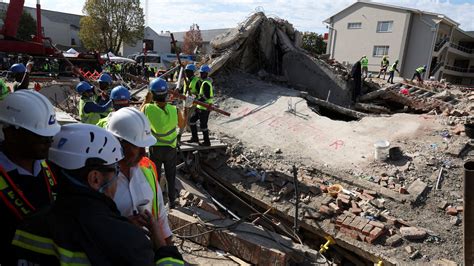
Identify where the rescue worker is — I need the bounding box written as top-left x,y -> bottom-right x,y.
387,60 -> 400,84
142,78 -> 187,208
182,63 -> 200,96
96,85 -> 131,128
0,90 -> 61,266
360,55 -> 369,78
97,72 -> 113,93
12,123 -> 184,265
76,81 -> 112,125
377,56 -> 389,79
106,107 -> 174,245
188,64 -> 214,146
411,65 -> 427,83
9,63 -> 29,91
0,79 -> 10,100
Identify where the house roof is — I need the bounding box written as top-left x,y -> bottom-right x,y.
165,28 -> 231,43
323,0 -> 459,27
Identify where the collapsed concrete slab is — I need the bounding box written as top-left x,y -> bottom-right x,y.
209,12 -> 353,106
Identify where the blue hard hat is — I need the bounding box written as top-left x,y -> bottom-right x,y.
149,78 -> 168,94
199,64 -> 211,73
98,73 -> 112,84
110,86 -> 130,100
9,63 -> 26,73
185,64 -> 196,72
75,81 -> 93,94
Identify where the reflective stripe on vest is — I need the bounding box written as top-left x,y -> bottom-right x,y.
0,161 -> 56,220
184,76 -> 200,96
12,230 -> 91,265
139,157 -> 160,219
156,257 -> 184,266
79,98 -> 102,125
197,80 -> 214,110
389,63 -> 397,72
416,67 -> 425,73
145,104 -> 178,148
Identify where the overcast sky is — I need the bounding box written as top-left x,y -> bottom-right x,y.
14,0 -> 474,33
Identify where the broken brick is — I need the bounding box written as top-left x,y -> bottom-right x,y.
342,216 -> 354,228
329,203 -> 341,213
373,176 -> 381,183
362,224 -> 374,235
319,205 -> 333,216
351,201 -> 358,209
438,200 -> 448,210
363,190 -> 377,196
349,217 -> 362,230
446,207 -> 458,216
350,207 -> 362,215
356,218 -> 369,232
400,227 -> 427,240
320,185 -> 328,193
456,206 -> 464,212
385,234 -> 403,247
367,227 -> 385,243
336,214 -> 347,226
369,220 -> 385,229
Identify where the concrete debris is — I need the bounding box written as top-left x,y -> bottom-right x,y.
406,179 -> 429,203
449,216 -> 461,226
385,234 -> 403,247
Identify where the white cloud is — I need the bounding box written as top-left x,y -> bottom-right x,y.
10,0 -> 474,33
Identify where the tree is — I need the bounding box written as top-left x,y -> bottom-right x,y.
182,24 -> 202,55
79,0 -> 144,54
302,32 -> 327,56
0,10 -> 36,41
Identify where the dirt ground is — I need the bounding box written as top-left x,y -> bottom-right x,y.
203,71 -> 470,264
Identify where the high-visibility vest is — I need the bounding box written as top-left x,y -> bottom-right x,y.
389,63 -> 398,72
361,57 -> 368,67
79,97 -> 102,125
416,67 -> 425,73
138,157 -> 160,219
144,103 -> 178,148
0,161 -> 56,221
183,76 -> 200,96
0,79 -> 10,100
96,113 -> 110,128
381,58 -> 389,67
197,80 -> 214,110
156,257 -> 184,265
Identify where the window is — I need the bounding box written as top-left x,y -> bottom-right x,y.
373,46 -> 389,57
71,38 -> 76,46
347,22 -> 362,29
377,21 -> 393,33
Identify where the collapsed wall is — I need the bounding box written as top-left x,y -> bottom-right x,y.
208,12 -> 353,106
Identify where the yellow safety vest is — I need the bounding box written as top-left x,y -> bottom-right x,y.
361,58 -> 368,67
138,157 -> 160,219
197,80 -> 214,110
183,76 -> 200,96
144,103 -> 178,148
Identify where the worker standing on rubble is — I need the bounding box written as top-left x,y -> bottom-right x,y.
0,90 -> 60,266
411,65 -> 427,83
106,107 -> 174,246
142,78 -> 187,208
360,55 -> 369,78
377,56 -> 389,79
387,60 -> 400,84
351,61 -> 362,102
96,85 -> 131,128
11,123 -> 184,265
9,63 -> 29,91
188,64 -> 214,146
183,64 -> 200,96
76,81 -> 112,125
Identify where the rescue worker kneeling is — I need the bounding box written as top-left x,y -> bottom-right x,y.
106,107 -> 174,246
12,124 -> 184,265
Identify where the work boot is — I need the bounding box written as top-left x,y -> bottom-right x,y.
199,131 -> 211,146
187,125 -> 199,143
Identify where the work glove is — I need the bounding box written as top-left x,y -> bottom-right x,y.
185,95 -> 195,108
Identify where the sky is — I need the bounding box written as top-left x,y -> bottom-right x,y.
13,0 -> 474,34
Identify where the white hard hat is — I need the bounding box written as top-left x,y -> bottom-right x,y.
0,90 -> 60,137
49,123 -> 124,170
106,107 -> 156,147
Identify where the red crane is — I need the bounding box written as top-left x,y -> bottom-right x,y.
0,0 -> 57,55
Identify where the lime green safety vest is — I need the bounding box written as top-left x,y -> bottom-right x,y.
79,98 -> 102,125
197,80 -> 214,110
144,103 -> 178,148
96,113 -> 111,128
361,57 -> 368,67
184,76 -> 200,96
138,157 -> 160,219
156,257 -> 184,266
0,79 -> 10,100
382,58 -> 389,67
416,67 -> 425,73
389,63 -> 397,72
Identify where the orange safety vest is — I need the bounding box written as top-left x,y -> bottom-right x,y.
0,161 -> 57,221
